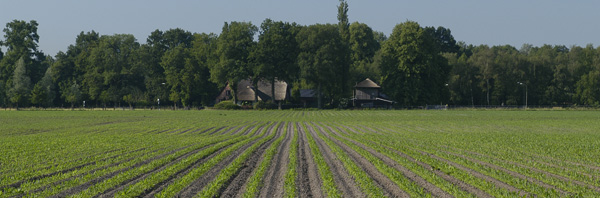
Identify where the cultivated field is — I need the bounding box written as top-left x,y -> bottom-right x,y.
1,110 -> 600,197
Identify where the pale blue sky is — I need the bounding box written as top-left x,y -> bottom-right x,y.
1,0 -> 599,56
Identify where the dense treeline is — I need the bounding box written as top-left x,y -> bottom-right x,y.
1,1 -> 599,109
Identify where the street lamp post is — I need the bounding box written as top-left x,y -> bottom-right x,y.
517,82 -> 527,109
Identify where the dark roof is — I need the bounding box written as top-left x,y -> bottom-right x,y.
300,89 -> 316,98
236,78 -> 288,101
355,78 -> 381,88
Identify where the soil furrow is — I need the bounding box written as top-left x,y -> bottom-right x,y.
175,125 -> 269,197
209,126 -> 230,135
1,148 -> 144,191
318,124 -> 410,198
305,123 -> 363,197
259,122 -> 293,198
419,150 -> 528,197
155,128 -> 174,134
444,150 -> 570,196
46,144 -> 195,198
95,142 -> 219,198
352,126 -> 453,198
242,122 -> 265,136
16,148 -> 157,197
194,126 -> 215,135
220,125 -> 245,135
2,148 -> 122,181
296,122 -> 324,198
139,144 -> 235,198
168,128 -> 191,134
339,123 -> 489,197
177,127 -> 206,135
219,122 -> 281,197
459,149 -> 600,193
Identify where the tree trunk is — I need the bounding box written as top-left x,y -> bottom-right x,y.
231,83 -> 238,105
486,78 -> 490,106
317,83 -> 322,109
253,80 -> 258,105
71,102 -> 74,110
271,78 -> 276,102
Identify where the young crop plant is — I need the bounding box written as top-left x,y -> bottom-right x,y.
318,123 -> 426,197
196,121 -> 279,197
242,122 -> 287,198
4,147 -> 159,197
72,134 -> 235,198
301,122 -> 342,198
116,134 -> 253,197
307,122 -> 386,197
155,121 -> 273,198
284,122 -> 299,198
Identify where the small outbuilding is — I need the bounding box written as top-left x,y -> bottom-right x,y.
353,78 -> 394,108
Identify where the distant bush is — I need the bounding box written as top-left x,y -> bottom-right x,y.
254,101 -> 278,110
214,100 -> 241,110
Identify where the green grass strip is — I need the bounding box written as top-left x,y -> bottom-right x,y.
284,122 -> 299,198
302,122 -> 342,198
241,122 -> 286,198
197,122 -> 279,197
308,122 -> 385,197
155,122 -> 271,198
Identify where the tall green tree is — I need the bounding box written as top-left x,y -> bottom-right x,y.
0,20 -> 47,85
425,26 -> 460,53
445,53 -> 479,106
61,80 -> 82,110
297,24 -> 347,108
349,22 -> 380,83
210,22 -> 257,104
380,21 -> 449,106
31,66 -> 55,107
337,0 -> 352,101
85,34 -> 140,108
575,70 -> 600,106
190,33 -> 219,106
468,45 -> 495,105
7,57 -> 31,109
253,19 -> 300,103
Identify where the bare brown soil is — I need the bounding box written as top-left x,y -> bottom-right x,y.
305,123 -> 364,197
296,122 -> 325,198
258,122 -> 293,197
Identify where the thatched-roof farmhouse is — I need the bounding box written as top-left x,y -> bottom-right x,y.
215,78 -> 289,105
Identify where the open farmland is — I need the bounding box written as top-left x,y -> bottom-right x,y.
1,110 -> 600,197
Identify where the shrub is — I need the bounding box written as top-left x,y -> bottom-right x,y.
254,101 -> 278,110
214,100 -> 241,110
